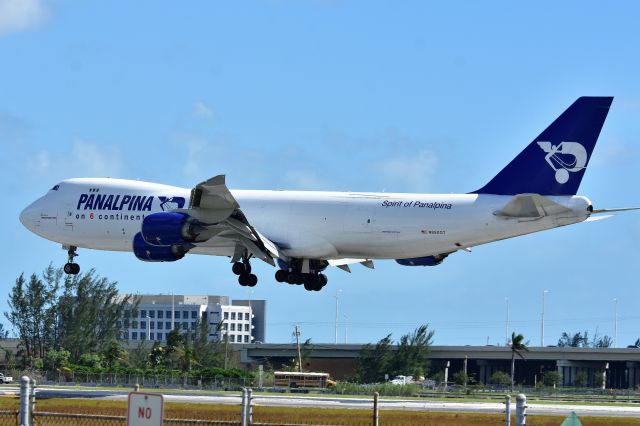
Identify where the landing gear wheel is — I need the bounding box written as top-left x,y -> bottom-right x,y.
275,270 -> 288,283
63,246 -> 80,275
232,262 -> 245,275
64,263 -> 80,275
318,273 -> 328,287
239,273 -> 258,287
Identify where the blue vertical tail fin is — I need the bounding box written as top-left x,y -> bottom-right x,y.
474,96 -> 613,196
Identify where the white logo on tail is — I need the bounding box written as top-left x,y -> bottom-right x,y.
537,141 -> 587,184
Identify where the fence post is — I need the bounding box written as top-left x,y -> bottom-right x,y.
19,376 -> 30,426
29,378 -> 36,425
515,393 -> 526,426
372,392 -> 379,426
241,388 -> 247,426
504,394 -> 510,426
247,388 -> 253,425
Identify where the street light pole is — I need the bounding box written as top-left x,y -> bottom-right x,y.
334,289 -> 342,344
614,298 -> 618,348
146,315 -> 151,341
505,297 -> 509,346
541,290 -> 549,347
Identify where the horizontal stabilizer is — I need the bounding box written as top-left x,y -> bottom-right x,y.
591,207 -> 640,214
494,194 -> 571,219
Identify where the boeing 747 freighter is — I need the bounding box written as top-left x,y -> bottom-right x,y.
19,97 -> 637,291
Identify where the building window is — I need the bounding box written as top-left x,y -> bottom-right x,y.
165,322 -> 171,330
124,319 -> 130,328
121,332 -> 129,340
245,313 -> 250,321
132,321 -> 138,328
224,312 -> 229,320
244,324 -> 249,332
150,322 -> 155,330
158,310 -> 164,319
158,322 -> 163,330
231,312 -> 236,320
230,335 -> 235,343
231,324 -> 236,331
157,333 -> 163,340
182,322 -> 188,330
183,311 -> 188,320
140,321 -> 146,330
190,322 -> 196,330
132,332 -> 138,340
166,311 -> 172,319
140,310 -> 147,318
223,323 -> 228,330
174,311 -> 180,319
149,310 -> 155,318
244,335 -> 249,343
191,310 -> 197,319
116,320 -> 122,328
149,332 -> 154,340
141,333 -> 146,341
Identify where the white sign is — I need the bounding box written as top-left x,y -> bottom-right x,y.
127,392 -> 164,426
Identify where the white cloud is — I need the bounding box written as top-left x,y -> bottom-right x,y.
374,149 -> 438,192
193,101 -> 215,119
26,139 -> 126,179
0,0 -> 47,37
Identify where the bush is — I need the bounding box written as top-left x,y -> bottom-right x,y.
543,371 -> 561,387
490,371 -> 511,386
573,371 -> 587,388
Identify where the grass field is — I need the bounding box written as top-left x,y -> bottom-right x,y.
1,395 -> 640,425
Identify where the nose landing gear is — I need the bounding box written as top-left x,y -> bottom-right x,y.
63,245 -> 80,275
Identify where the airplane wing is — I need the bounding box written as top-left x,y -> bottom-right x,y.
494,194 -> 572,219
175,175 -> 280,266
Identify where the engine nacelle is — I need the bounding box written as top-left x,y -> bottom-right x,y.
133,232 -> 188,262
141,212 -> 196,246
396,253 -> 449,266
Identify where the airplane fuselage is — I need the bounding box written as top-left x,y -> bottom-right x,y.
21,178 -> 592,261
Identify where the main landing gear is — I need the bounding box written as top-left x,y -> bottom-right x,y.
232,256 -> 257,287
274,259 -> 329,292
63,245 -> 80,275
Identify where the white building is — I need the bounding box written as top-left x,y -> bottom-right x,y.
118,294 -> 266,344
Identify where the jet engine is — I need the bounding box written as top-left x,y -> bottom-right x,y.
133,232 -> 189,262
141,212 -> 197,246
396,253 -> 449,266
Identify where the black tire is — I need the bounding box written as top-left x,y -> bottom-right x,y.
238,274 -> 249,286
247,274 -> 258,287
319,274 -> 328,287
275,270 -> 288,283
71,263 -> 80,275
63,263 -> 73,274
232,262 -> 245,275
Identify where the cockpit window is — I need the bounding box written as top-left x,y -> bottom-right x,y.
51,184 -> 60,191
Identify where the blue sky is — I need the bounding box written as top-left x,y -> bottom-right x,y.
2,1 -> 639,347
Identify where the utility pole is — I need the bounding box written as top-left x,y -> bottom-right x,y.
171,292 -> 175,331
146,315 -> 151,341
294,324 -> 302,373
541,290 -> 549,347
344,314 -> 348,344
334,289 -> 342,344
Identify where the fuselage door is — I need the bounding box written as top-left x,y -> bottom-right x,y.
63,203 -> 74,230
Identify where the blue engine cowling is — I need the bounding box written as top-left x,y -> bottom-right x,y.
141,212 -> 196,246
396,253 -> 449,266
133,232 -> 188,262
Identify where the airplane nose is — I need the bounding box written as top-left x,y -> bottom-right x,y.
19,203 -> 37,231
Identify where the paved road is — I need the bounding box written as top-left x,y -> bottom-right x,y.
2,385 -> 640,418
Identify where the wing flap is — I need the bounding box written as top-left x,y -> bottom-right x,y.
495,194 -> 572,219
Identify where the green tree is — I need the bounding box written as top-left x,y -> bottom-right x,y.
356,334 -> 392,383
452,371 -> 469,386
57,269 -> 134,361
557,331 -> 589,347
491,370 -> 511,386
389,324 -> 434,378
101,341 -> 128,369
573,371 -> 588,387
0,323 -> 10,339
43,348 -> 71,371
509,332 -> 529,392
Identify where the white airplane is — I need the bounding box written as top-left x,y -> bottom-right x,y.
20,97 -> 637,291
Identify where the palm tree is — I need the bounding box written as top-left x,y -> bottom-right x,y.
509,332 -> 529,392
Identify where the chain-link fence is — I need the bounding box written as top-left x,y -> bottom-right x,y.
37,371 -> 256,390
0,411 -> 18,426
